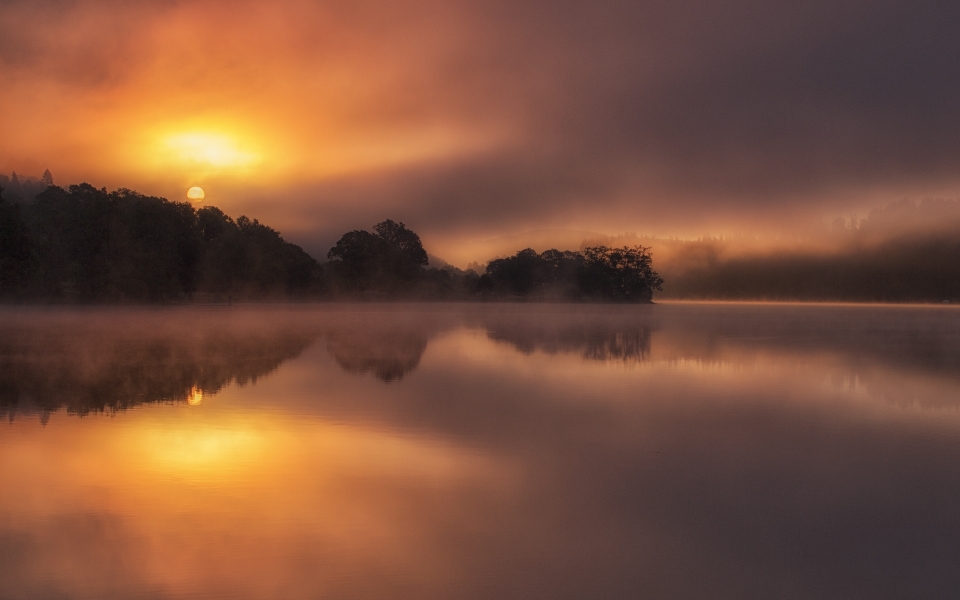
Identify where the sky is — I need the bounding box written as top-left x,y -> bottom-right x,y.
1,0 -> 958,264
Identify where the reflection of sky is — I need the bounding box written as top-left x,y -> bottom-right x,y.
3,304 -> 960,598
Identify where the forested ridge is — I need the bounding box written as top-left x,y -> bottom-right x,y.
0,183 -> 318,301
0,182 -> 663,303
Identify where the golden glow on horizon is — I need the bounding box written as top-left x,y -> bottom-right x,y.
160,132 -> 260,170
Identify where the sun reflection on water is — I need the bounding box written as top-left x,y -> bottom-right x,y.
188,386 -> 203,406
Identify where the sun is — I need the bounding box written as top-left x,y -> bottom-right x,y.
187,186 -> 205,202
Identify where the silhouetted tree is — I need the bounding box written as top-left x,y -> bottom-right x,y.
485,248 -> 549,296
580,245 -> 663,301
0,187 -> 34,296
326,219 -> 429,295
197,206 -> 234,242
326,230 -> 387,292
373,219 -> 428,270
197,214 -> 320,299
483,245 -> 662,302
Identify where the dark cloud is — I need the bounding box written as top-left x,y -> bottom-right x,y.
254,0 -> 960,252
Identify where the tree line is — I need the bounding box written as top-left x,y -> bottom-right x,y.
0,183 -> 663,302
0,184 -> 318,301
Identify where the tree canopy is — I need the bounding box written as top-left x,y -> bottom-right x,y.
482,245 -> 662,301
326,219 -> 430,295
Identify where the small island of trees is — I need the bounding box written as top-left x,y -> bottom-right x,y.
0,181 -> 663,303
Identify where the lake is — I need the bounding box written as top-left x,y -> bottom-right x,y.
2,302 -> 960,599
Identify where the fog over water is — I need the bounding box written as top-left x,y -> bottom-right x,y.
3,303 -> 960,599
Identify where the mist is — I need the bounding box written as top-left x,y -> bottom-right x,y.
417,197 -> 960,302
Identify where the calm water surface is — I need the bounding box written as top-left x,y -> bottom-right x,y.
2,302 -> 960,599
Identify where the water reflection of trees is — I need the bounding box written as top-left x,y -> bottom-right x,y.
486,325 -> 653,362
6,304 -> 960,416
320,310 -> 658,381
0,308 -> 662,413
0,315 -> 315,419
326,329 -> 428,382
472,307 -> 658,363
